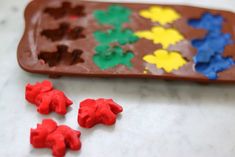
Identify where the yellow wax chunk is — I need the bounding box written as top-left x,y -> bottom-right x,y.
143,49 -> 187,73
135,26 -> 184,49
140,6 -> 181,25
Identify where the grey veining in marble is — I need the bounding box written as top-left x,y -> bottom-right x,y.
1,0 -> 235,157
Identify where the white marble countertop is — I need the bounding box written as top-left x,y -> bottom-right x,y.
1,0 -> 235,157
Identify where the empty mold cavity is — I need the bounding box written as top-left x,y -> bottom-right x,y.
44,2 -> 85,19
38,45 -> 84,67
41,23 -> 85,41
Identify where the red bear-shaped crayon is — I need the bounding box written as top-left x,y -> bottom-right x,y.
25,80 -> 73,115
78,98 -> 123,128
30,119 -> 81,157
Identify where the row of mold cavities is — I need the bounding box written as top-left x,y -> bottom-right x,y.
38,2 -> 86,67
188,13 -> 234,80
92,5 -> 139,70
135,6 -> 187,73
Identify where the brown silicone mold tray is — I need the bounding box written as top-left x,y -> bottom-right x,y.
18,0 -> 235,83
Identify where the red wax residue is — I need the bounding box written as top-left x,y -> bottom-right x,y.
25,80 -> 73,115
69,15 -> 78,20
78,98 -> 123,128
30,119 -> 81,157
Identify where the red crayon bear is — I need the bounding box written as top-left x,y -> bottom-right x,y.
78,98 -> 123,128
30,119 -> 81,157
25,80 -> 73,115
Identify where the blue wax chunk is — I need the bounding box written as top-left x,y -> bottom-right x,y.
192,32 -> 232,63
188,12 -> 223,32
195,54 -> 234,80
